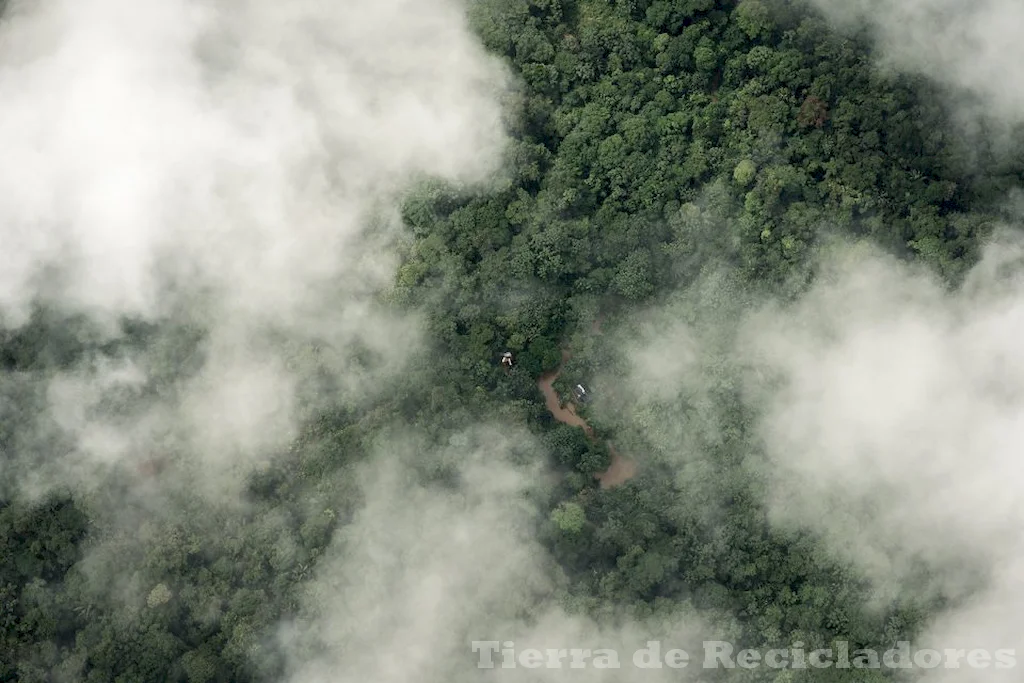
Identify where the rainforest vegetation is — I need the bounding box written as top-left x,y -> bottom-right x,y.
3,0 -> 1023,681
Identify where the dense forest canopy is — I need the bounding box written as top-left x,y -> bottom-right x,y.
2,0 -> 1023,682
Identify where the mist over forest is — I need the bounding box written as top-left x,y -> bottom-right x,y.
1,0 -> 1023,682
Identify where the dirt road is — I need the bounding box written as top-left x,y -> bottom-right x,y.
537,360 -> 635,489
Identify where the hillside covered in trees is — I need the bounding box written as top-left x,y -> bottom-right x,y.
2,0 -> 1023,682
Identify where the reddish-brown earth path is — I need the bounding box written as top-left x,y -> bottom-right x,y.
536,348 -> 636,489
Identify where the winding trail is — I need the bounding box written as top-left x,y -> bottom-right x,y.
537,351 -> 636,489
538,367 -> 591,435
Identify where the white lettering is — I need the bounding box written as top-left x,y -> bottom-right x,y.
665,649 -> 689,668
736,649 -> 761,669
569,649 -> 591,668
995,650 -> 1016,668
790,641 -> 807,668
765,649 -> 789,668
472,641 -> 499,668
518,649 -> 543,668
913,649 -> 941,669
634,641 -> 662,669
546,649 -> 567,668
883,642 -> 912,669
704,641 -> 735,668
967,649 -> 991,669
809,648 -> 833,668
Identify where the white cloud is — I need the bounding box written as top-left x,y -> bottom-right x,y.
278,425 -> 716,683
738,240 -> 1024,680
808,0 -> 1024,126
0,0 -> 511,497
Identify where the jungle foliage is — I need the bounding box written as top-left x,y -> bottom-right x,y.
2,1 -> 1023,681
